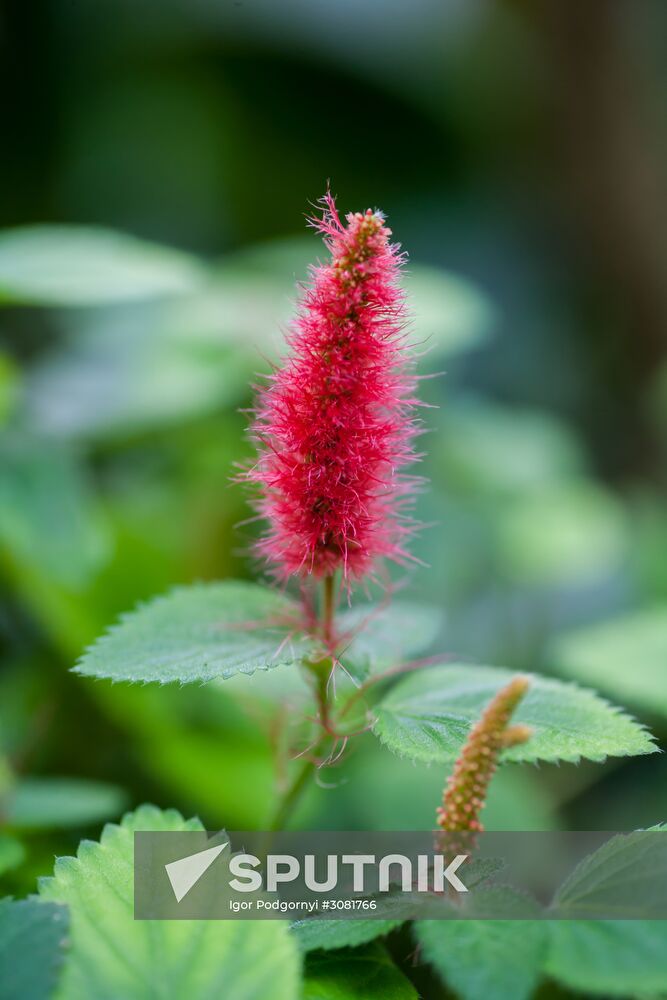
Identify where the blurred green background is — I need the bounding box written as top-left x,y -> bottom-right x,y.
1,0 -> 667,904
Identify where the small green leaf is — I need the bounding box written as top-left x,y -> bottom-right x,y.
373,664 -> 656,764
302,943 -> 417,1000
0,834 -> 25,876
337,602 -> 442,678
415,888 -> 546,1000
0,436 -> 110,588
0,897 -> 68,1000
545,921 -> 667,996
4,778 -> 128,830
551,606 -> 667,719
74,581 -> 310,684
39,804 -> 300,1000
0,226 -> 204,306
292,919 -> 402,953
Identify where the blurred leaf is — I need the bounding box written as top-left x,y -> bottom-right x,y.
0,897 -> 68,1000
292,920 -> 402,953
373,664 -> 656,764
75,581 -> 312,684
496,482 -> 626,586
4,778 -> 128,831
415,888 -> 546,1000
332,602 -> 442,679
39,804 -> 300,1000
0,351 -> 19,426
549,827 -> 667,919
0,834 -> 26,876
438,399 -> 584,497
545,921 -> 667,996
0,226 -> 204,306
0,435 -> 110,588
23,313 -> 252,440
551,606 -> 667,719
302,944 -> 417,1000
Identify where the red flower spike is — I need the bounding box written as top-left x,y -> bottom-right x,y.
247,192 -> 421,582
437,676 -> 532,833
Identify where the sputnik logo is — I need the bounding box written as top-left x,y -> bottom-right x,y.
165,842 -> 229,902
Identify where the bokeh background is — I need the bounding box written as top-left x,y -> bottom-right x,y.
1,0 -> 666,934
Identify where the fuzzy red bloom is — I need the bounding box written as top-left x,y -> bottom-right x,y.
247,193 -> 421,582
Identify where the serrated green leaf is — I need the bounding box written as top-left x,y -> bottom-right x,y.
551,607 -> 667,719
0,897 -> 68,1000
415,888 -> 546,1000
302,943 -> 417,1000
550,826 -> 667,919
39,804 -> 300,1000
291,919 -> 402,953
4,778 -> 127,830
0,834 -> 25,876
74,581 -> 311,684
0,226 -> 204,306
337,601 -> 442,678
0,436 -> 110,588
373,664 -> 656,764
545,921 -> 667,996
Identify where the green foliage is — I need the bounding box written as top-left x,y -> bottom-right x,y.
74,582 -> 441,687
551,606 -> 667,719
75,581 -> 310,684
3,778 -> 128,830
0,436 -> 110,588
24,308 -> 253,440
0,227 -> 204,306
415,888 -> 546,1000
545,921 -> 667,996
0,834 -> 25,876
292,919 -> 402,953
550,826 -> 667,919
0,897 -> 68,1000
301,944 -> 417,1000
38,804 -> 301,1000
373,663 -> 656,764
496,482 -> 626,586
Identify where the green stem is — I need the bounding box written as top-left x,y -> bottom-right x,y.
322,574 -> 335,644
267,754 -> 319,832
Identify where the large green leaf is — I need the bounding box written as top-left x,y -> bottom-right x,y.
0,436 -> 110,588
373,664 -> 656,764
3,778 -> 127,830
0,226 -> 204,305
0,897 -> 69,1000
39,804 -> 300,1000
551,606 -> 667,719
291,919 -> 402,953
550,826 -> 667,920
415,888 -> 546,1000
302,944 -> 417,1000
74,581 -> 311,684
542,828 -> 667,995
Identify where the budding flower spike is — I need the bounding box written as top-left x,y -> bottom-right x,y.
247,191 -> 422,590
437,676 -> 533,833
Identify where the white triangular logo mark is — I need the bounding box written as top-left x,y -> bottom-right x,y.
165,842 -> 228,902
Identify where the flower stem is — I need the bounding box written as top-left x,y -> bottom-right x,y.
322,574 -> 335,644
268,754 -> 319,832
